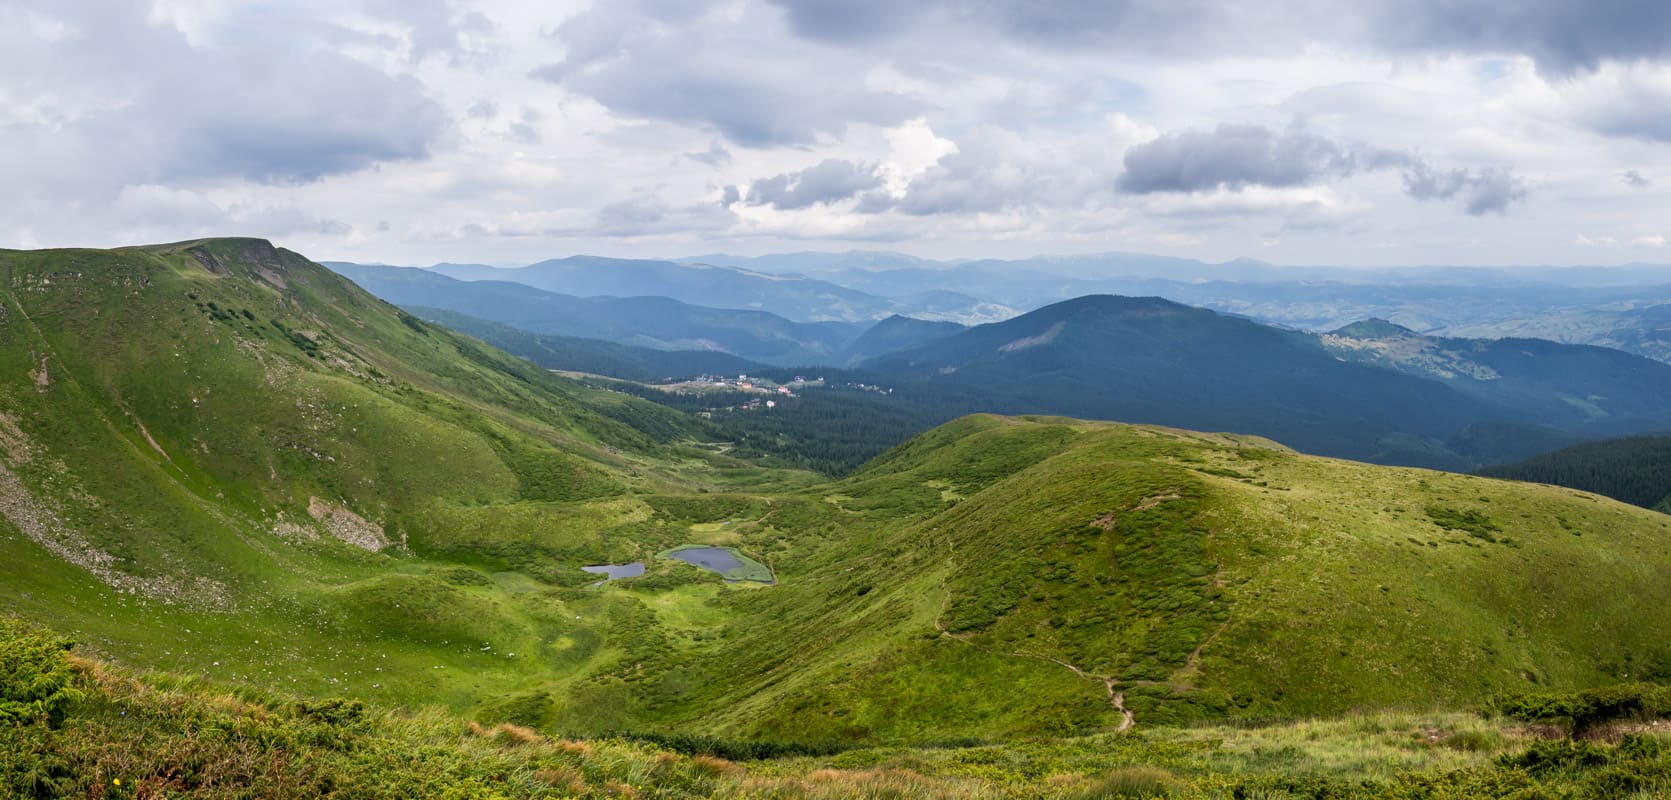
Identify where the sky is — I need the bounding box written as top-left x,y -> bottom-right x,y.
3,0 -> 1671,267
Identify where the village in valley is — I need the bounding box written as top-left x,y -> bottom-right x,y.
653,373 -> 823,412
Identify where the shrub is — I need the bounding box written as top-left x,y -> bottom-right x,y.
1079,766 -> 1180,798
1425,505 -> 1502,541
1492,684 -> 1671,735
0,618 -> 81,726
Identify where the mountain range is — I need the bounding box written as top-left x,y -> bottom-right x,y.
335,249 -> 1671,369
328,256 -> 1014,325
336,259 -> 1671,472
329,262 -> 871,365
5,239 -> 1671,752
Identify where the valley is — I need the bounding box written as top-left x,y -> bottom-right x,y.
3,240 -> 1670,798
14,3 -> 1671,795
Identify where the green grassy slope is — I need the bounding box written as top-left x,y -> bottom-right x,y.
8,609 -> 1671,799
0,238 -> 781,714
3,240 -> 1671,753
653,416 -> 1671,741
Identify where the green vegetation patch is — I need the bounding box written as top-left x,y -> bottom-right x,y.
0,619 -> 80,726
1426,504 -> 1505,541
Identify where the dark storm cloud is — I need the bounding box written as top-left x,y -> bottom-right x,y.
747,159 -> 883,209
1115,125 -> 1398,194
1402,164 -> 1529,215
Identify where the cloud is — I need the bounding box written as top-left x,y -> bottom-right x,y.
161,54 -> 448,184
532,1 -> 918,147
1364,0 -> 1671,75
107,184 -> 352,237
0,3 -> 447,187
1576,233 -> 1666,248
769,0 -> 927,43
1402,164 -> 1528,215
768,0 -> 1298,56
1623,170 -> 1651,188
359,0 -> 497,64
747,159 -> 883,209
1115,124 -> 1393,194
1559,64 -> 1671,143
769,1 -> 1671,74
686,141 -> 733,168
1115,123 -> 1528,216
592,195 -> 738,237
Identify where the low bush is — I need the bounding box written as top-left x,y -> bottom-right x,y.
0,618 -> 81,726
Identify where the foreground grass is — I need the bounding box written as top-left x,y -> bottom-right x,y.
6,620 -> 1671,799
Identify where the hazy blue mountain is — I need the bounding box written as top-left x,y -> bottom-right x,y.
407,308 -> 768,382
838,314 -> 965,366
679,250 -> 948,273
330,263 -> 863,365
674,251 -> 1671,363
426,255 -> 897,322
1322,319 -> 1671,431
857,295 -> 1671,469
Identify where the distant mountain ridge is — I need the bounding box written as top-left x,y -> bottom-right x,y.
1321,319 -> 1671,432
672,251 -> 1671,364
329,263 -> 867,365
430,256 -> 895,322
328,254 -> 1008,324
332,257 -> 1671,471
857,295 -> 1671,469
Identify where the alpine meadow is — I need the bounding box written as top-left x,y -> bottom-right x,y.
8,2 -> 1671,799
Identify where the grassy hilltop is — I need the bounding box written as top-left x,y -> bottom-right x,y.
2,240 -> 1670,795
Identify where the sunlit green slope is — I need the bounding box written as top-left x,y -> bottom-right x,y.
669,415 -> 1671,740
0,238 -> 771,711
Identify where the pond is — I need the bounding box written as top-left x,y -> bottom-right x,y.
659,545 -> 775,584
580,562 -> 645,582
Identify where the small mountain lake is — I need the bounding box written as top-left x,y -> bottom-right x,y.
580,562 -> 645,581
660,545 -> 775,584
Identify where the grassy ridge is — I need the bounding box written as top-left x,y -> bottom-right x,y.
664,415 -> 1671,741
6,619 -> 1671,799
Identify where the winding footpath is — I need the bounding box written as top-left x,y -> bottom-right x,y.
934,597 -> 1135,731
